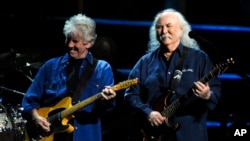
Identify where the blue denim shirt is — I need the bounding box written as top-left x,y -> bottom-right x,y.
124,44 -> 222,141
22,52 -> 115,141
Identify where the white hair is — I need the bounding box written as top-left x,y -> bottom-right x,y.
147,8 -> 199,52
63,14 -> 97,43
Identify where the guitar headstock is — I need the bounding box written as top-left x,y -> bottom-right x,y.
215,57 -> 235,75
201,57 -> 235,83
112,78 -> 139,91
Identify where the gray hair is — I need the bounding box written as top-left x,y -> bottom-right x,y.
63,14 -> 97,43
147,8 -> 199,52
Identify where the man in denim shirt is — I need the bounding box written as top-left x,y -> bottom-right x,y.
124,8 -> 222,141
22,14 -> 116,141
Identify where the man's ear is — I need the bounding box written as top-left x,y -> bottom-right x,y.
88,40 -> 95,49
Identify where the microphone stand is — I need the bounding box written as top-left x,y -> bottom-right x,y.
0,86 -> 25,96
189,31 -> 250,82
189,31 -> 225,64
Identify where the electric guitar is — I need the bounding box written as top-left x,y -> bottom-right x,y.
27,78 -> 138,141
141,58 -> 235,141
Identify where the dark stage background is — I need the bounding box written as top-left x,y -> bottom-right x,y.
0,0 -> 250,141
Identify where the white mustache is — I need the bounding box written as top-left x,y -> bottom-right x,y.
159,34 -> 171,41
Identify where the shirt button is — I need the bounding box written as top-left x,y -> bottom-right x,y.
75,127 -> 78,130
168,72 -> 171,75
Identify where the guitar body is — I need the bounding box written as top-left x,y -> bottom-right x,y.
25,78 -> 139,141
140,91 -> 179,141
26,97 -> 74,141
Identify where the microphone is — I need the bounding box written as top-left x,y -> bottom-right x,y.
188,31 -> 209,44
188,31 -> 225,64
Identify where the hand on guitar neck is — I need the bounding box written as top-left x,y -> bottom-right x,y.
192,81 -> 211,100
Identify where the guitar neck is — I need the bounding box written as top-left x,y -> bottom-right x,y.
60,78 -> 139,119
61,93 -> 103,118
161,90 -> 191,117
161,63 -> 226,118
200,69 -> 219,84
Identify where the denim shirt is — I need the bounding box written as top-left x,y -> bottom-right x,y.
22,52 -> 115,141
124,44 -> 221,141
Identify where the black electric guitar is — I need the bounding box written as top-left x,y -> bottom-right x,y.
141,58 -> 235,141
26,78 -> 138,141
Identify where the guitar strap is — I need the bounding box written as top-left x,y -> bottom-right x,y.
71,58 -> 98,104
170,47 -> 189,92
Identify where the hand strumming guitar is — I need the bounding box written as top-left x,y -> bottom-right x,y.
148,111 -> 166,127
32,109 -> 51,132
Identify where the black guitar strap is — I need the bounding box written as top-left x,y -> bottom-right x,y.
170,47 -> 189,92
72,58 -> 98,104
176,47 -> 189,70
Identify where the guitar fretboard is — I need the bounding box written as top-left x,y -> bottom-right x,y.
60,78 -> 138,118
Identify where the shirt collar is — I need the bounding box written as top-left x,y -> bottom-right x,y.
159,43 -> 185,57
61,52 -> 94,65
